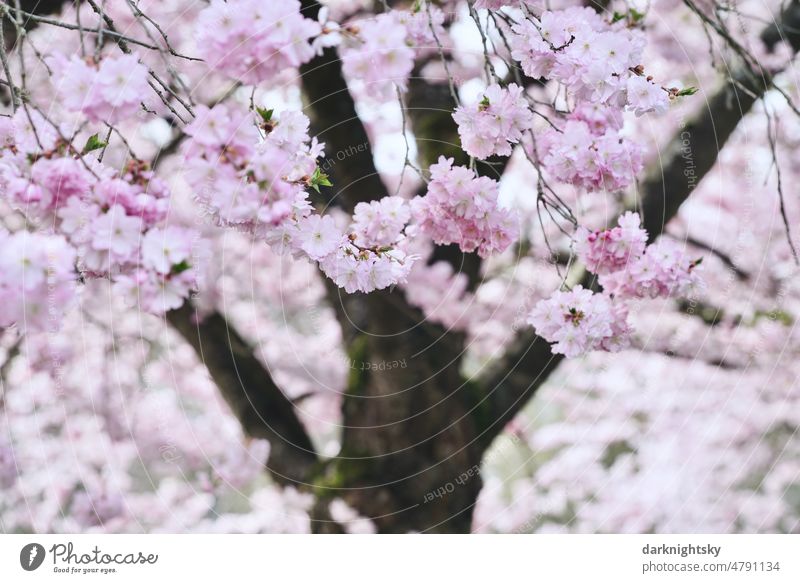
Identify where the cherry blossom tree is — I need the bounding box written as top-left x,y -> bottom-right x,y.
1,0 -> 799,534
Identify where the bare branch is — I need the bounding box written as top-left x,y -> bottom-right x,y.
0,2 -> 201,60
680,234 -> 749,280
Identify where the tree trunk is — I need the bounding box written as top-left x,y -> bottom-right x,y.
313,292 -> 483,533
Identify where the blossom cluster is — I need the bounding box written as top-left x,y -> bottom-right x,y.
411,156 -> 519,258
453,83 -> 533,159
527,285 -> 631,357
194,0 -> 320,85
183,103 -> 521,294
0,110 -> 196,329
313,198 -> 417,294
599,238 -> 703,299
182,103 -> 319,232
508,7 -> 669,114
576,213 -> 701,301
574,211 -> 647,274
531,213 -> 701,357
182,104 -> 417,293
539,116 -> 643,192
340,8 -> 445,101
351,196 -> 411,247
50,53 -> 150,124
318,240 -> 416,294
269,194 -> 418,295
0,231 -> 77,333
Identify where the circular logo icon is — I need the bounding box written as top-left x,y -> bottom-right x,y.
20,543 -> 46,571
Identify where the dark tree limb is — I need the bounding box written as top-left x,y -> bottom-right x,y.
473,332 -> 564,450
323,292 -> 484,533
167,304 -> 318,486
681,234 -> 749,281
299,0 -> 386,214
640,0 -> 800,241
293,4 -> 495,529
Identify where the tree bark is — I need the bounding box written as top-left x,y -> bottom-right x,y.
319,296 -> 484,532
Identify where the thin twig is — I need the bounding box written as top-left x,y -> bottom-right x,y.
765,107 -> 799,265
0,2 -> 200,60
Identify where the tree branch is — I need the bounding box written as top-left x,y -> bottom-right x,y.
640,0 -> 800,241
474,331 -> 564,450
299,0 -> 386,214
681,234 -> 749,280
167,303 -> 318,486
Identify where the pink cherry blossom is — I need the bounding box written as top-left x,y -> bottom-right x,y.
528,285 -> 631,357
195,0 -> 321,85
50,53 -> 150,123
318,245 -> 415,294
453,83 -> 533,159
141,227 -> 193,274
340,8 -> 445,101
576,212 -> 648,275
341,12 -> 415,100
352,196 -> 410,247
296,214 -> 343,260
182,103 -> 314,232
411,157 -> 519,258
626,75 -> 670,116
91,204 -> 144,259
507,7 -> 671,113
0,231 -> 77,333
599,238 -> 703,299
0,109 -> 196,323
539,117 -> 643,192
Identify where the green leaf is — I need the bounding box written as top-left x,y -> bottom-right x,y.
82,133 -> 107,155
256,107 -> 274,123
676,86 -> 698,97
612,8 -> 645,23
309,167 -> 332,193
171,260 -> 191,274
